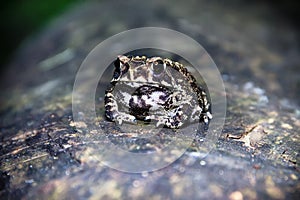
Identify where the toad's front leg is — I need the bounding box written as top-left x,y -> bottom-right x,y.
145,106 -> 187,129
105,87 -> 136,125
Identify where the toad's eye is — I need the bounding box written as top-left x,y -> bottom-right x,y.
151,60 -> 165,76
113,57 -> 129,79
113,59 -> 121,79
121,63 -> 129,74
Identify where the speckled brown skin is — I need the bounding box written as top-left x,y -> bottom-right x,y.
104,55 -> 212,128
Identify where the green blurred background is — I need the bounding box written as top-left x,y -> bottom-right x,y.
0,0 -> 81,71
0,0 -> 299,72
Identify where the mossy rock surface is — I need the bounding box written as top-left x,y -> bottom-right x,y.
1,1 -> 299,199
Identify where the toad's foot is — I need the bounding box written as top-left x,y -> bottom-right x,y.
200,111 -> 213,124
114,113 -> 137,125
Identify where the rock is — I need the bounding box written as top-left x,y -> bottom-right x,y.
1,0 -> 299,199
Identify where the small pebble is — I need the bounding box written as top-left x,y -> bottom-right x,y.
229,191 -> 243,200
199,160 -> 206,166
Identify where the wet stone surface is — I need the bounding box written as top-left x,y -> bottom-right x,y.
1,0 -> 300,199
